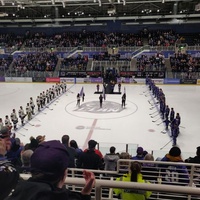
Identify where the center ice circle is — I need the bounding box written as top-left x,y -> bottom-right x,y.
65,99 -> 138,120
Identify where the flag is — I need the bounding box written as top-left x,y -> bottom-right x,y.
102,87 -> 106,100
79,86 -> 84,97
124,87 -> 126,94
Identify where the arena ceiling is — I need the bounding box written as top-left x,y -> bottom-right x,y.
0,0 -> 199,26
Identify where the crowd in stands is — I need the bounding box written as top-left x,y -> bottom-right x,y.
61,54 -> 88,71
148,30 -> 180,46
23,31 -> 143,48
12,52 -> 58,73
0,33 -> 24,50
170,53 -> 200,78
137,53 -> 166,71
0,57 -> 12,72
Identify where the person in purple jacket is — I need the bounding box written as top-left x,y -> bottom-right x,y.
159,146 -> 189,186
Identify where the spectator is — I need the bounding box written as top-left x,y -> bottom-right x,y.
119,152 -> 131,174
185,146 -> 200,164
0,126 -> 12,155
70,139 -> 83,158
84,140 -> 103,159
104,146 -> 119,171
0,157 -> 19,200
19,149 -> 33,173
114,161 -> 152,200
142,153 -> 159,183
77,140 -> 104,170
36,135 -> 46,144
6,137 -> 23,168
61,135 -> 77,168
6,140 -> 95,200
159,146 -> 189,186
131,147 -> 145,160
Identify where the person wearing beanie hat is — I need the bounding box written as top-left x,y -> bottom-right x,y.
131,146 -> 145,160
159,146 -> 189,186
6,140 -> 95,200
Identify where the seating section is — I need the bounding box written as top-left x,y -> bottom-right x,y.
136,53 -> 166,71
170,53 -> 200,74
12,52 -> 58,72
61,54 -> 88,71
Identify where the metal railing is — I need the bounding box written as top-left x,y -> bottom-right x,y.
20,160 -> 200,200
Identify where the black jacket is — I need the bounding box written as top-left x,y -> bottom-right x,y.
6,179 -> 91,200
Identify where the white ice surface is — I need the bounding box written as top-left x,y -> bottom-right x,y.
0,83 -> 199,159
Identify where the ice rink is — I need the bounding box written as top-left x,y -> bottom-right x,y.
0,82 -> 200,159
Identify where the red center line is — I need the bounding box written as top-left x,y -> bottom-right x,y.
83,118 -> 98,150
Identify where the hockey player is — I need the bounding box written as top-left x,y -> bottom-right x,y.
10,109 -> 18,130
39,93 -> 43,108
42,91 -> 46,106
82,92 -> 85,102
121,93 -> 126,108
175,113 -> 181,127
165,105 -> 170,120
36,96 -> 40,111
18,106 -> 26,126
118,82 -> 121,93
5,115 -> 12,130
30,97 -> 35,115
26,103 -> 32,120
96,84 -> 100,92
99,94 -> 103,108
46,90 -> 50,104
170,107 -> 175,122
0,118 -> 3,130
76,93 -> 81,107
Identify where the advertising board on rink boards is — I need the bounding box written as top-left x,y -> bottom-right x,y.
5,77 -> 32,82
197,79 -> 200,85
46,77 -> 60,83
152,79 -> 164,84
60,78 -> 75,83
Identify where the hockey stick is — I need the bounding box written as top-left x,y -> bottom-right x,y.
149,111 -> 158,115
157,121 -> 164,126
34,118 -> 41,122
160,139 -> 173,150
26,121 -> 35,126
180,125 -> 185,129
21,126 -> 28,131
16,131 -> 25,137
152,118 -> 162,122
151,113 -> 160,118
149,107 -> 156,110
143,90 -> 148,93
40,110 -> 47,114
46,106 -> 53,111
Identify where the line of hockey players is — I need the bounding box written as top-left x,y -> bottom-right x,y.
0,82 -> 67,132
146,77 -> 181,146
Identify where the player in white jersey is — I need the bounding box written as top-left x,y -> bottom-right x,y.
42,91 -> 46,106
5,115 -> 12,130
39,93 -> 43,108
0,118 -> 3,130
46,90 -> 50,104
26,103 -> 32,120
18,106 -> 26,126
30,97 -> 35,115
10,109 -> 18,130
36,96 -> 41,111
